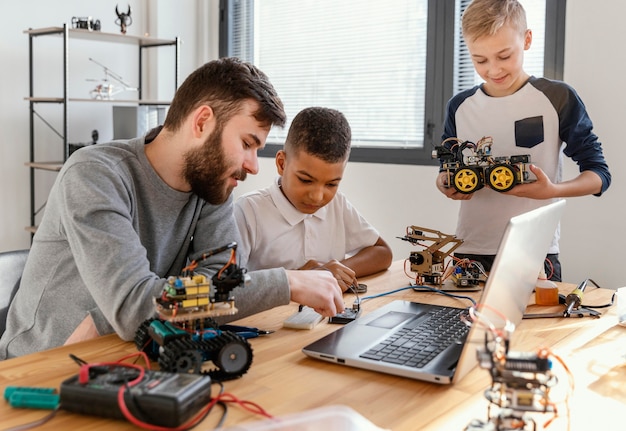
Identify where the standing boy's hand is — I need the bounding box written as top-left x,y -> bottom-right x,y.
436,171 -> 474,200
505,164 -> 603,200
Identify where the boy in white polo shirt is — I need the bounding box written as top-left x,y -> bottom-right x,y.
235,107 -> 393,292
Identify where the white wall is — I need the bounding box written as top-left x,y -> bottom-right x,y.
0,0 -> 211,246
1,2 -> 623,289
558,1 -> 624,289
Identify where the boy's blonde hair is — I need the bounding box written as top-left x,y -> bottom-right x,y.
462,0 -> 527,42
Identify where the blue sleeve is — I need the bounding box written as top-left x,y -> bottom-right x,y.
439,87 -> 481,171
442,98 -> 458,143
533,79 -> 611,196
441,86 -> 480,143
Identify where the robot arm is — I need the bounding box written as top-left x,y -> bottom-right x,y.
399,226 -> 463,284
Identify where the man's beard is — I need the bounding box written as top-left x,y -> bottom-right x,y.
182,127 -> 247,204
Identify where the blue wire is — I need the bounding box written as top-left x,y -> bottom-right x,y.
358,285 -> 416,303
412,284 -> 477,306
357,284 -> 477,307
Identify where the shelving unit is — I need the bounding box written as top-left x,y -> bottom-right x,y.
24,24 -> 179,234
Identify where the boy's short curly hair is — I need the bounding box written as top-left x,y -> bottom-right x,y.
462,0 -> 527,42
164,57 -> 286,131
284,107 -> 351,164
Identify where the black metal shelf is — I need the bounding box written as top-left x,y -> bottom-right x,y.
25,24 -> 180,233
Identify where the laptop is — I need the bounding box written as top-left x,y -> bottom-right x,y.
302,200 -> 566,384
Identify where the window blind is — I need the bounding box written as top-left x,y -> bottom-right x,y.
455,0 -> 546,94
236,0 -> 428,149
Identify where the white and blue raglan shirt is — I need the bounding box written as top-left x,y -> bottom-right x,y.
442,76 -> 611,255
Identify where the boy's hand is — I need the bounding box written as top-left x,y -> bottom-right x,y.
299,259 -> 323,270
286,270 -> 345,317
317,259 -> 358,292
504,164 -> 556,199
436,171 -> 474,200
299,259 -> 357,292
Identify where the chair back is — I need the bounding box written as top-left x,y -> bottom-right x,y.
0,249 -> 29,337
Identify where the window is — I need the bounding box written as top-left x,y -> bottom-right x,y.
220,0 -> 565,165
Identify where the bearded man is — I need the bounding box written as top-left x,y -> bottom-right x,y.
0,58 -> 344,359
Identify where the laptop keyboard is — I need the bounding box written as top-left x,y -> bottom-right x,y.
359,306 -> 469,369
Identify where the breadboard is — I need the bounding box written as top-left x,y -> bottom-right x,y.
283,306 -> 323,329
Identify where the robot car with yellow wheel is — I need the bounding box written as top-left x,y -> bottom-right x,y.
433,137 -> 534,194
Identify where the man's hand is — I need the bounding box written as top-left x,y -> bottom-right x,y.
286,270 -> 345,317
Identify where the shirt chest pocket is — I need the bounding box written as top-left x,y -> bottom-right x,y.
514,116 -> 544,148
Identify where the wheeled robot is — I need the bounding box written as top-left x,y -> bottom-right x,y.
433,137 -> 534,194
135,242 -> 253,381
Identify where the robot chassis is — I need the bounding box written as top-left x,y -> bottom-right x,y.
465,326 -> 559,431
134,242 -> 254,382
433,137 -> 534,194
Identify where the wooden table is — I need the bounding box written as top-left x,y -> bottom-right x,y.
0,261 -> 622,430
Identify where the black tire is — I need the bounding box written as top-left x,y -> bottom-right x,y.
134,318 -> 159,361
215,337 -> 253,375
159,338 -> 203,374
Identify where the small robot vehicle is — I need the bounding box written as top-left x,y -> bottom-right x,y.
433,137 -> 534,194
135,242 -> 253,381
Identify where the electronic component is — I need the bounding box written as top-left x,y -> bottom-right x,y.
283,306 -> 324,329
60,366 -> 212,427
329,306 -> 361,324
4,386 -> 59,410
350,283 -> 368,294
449,258 -> 486,288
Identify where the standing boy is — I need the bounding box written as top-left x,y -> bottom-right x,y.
235,107 -> 393,291
436,0 -> 611,281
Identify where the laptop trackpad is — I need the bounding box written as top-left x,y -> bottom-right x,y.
367,310 -> 428,329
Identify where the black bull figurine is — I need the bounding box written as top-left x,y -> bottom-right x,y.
115,4 -> 132,34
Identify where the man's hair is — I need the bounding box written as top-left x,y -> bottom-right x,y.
284,107 -> 351,164
163,57 -> 286,131
462,0 -> 527,42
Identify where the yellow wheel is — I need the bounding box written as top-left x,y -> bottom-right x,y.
452,167 -> 483,194
487,164 -> 518,192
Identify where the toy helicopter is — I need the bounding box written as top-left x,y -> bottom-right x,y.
87,57 -> 138,100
